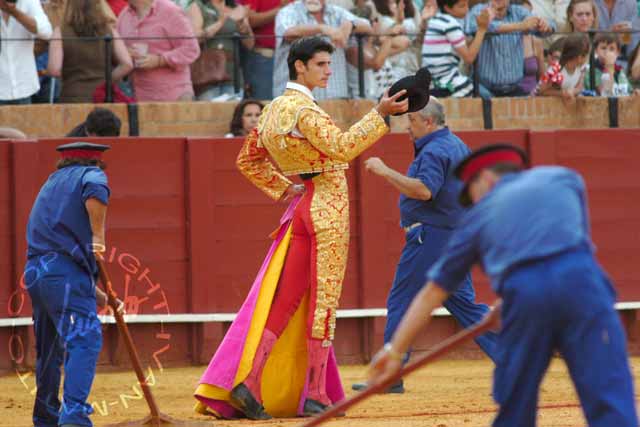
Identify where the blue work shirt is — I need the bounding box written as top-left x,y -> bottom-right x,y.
26,166 -> 110,277
399,127 -> 471,229
428,166 -> 593,293
465,4 -> 555,87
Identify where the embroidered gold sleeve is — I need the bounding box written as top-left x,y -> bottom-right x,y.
297,107 -> 389,162
236,128 -> 292,201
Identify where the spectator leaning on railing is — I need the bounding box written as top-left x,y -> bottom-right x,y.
372,0 -> 420,82
528,0 -> 570,29
273,0 -> 372,99
516,0 -> 545,94
241,0 -> 292,100
593,0 -> 640,54
117,0 -> 200,101
0,0 -> 52,105
345,19 -> 396,98
187,0 -> 254,100
422,0 -> 493,97
47,0 -> 133,103
465,0 -> 555,98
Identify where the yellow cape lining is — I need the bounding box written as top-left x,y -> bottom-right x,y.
194,224 -> 309,417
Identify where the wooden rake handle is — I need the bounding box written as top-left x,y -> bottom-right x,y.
96,256 -> 162,418
299,300 -> 502,427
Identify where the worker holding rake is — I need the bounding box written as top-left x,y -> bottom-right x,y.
368,144 -> 638,427
23,142 -> 123,427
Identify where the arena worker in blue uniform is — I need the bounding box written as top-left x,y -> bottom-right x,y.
24,142 -> 123,427
367,144 -> 638,427
353,97 -> 497,393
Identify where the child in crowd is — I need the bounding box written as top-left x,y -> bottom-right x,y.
422,0 -> 493,97
371,0 -> 420,92
584,34 -> 632,97
346,14 -> 399,99
545,37 -> 564,69
538,33 -> 590,104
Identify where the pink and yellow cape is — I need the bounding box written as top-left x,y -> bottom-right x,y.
194,197 -> 345,418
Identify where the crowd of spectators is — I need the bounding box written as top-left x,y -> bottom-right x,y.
0,0 -> 639,105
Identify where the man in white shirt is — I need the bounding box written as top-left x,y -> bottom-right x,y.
273,0 -> 371,99
0,0 -> 52,104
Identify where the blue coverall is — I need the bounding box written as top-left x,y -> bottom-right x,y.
429,166 -> 638,427
385,128 -> 497,361
25,166 -> 110,427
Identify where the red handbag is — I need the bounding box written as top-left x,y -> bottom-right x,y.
92,82 -> 136,104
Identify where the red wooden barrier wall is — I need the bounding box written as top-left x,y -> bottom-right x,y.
1,130 -> 639,371
530,130 -> 640,300
0,141 -> 13,371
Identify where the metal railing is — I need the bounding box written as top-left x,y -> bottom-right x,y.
1,28 -> 638,102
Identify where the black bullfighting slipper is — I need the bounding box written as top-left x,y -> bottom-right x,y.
300,399 -> 347,418
351,379 -> 405,394
230,383 -> 272,420
301,398 -> 329,417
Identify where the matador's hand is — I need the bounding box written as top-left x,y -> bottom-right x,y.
281,183 -> 305,202
376,89 -> 409,117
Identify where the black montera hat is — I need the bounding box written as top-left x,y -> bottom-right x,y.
388,67 -> 431,115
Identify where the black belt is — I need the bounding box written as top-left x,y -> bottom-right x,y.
299,172 -> 320,181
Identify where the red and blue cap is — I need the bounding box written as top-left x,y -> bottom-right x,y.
454,144 -> 528,207
56,142 -> 110,160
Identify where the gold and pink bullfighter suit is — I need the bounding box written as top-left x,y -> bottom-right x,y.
237,82 -> 388,344
194,82 -> 388,420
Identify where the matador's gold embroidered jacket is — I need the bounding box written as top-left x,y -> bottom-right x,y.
236,86 -> 388,341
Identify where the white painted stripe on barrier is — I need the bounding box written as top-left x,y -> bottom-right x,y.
1,302 -> 639,327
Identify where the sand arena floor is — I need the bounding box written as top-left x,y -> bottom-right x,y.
1,358 -> 639,427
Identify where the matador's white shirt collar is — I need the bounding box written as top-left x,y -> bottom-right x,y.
286,82 -> 315,101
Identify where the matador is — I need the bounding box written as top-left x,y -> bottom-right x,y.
194,36 -> 408,420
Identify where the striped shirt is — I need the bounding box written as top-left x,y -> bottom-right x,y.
465,4 -> 555,88
423,12 -> 473,97
593,0 -> 640,51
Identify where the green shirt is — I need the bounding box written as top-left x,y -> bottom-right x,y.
583,66 -> 631,96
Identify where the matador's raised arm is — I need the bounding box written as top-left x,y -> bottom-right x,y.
297,108 -> 389,162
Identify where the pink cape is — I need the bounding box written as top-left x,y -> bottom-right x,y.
194,196 -> 345,418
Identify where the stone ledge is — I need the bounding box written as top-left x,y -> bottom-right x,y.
0,97 -> 637,138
